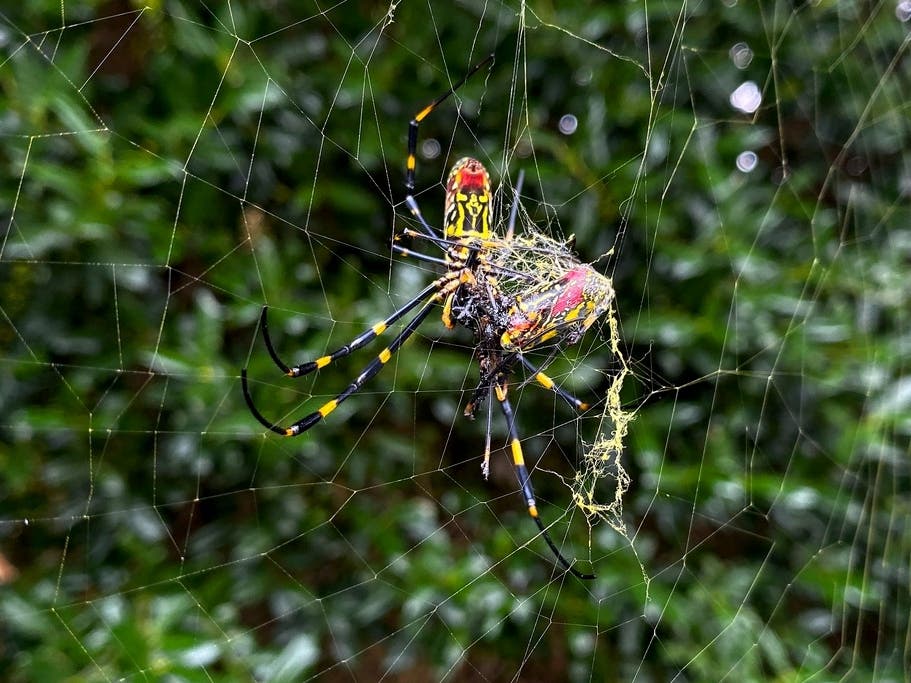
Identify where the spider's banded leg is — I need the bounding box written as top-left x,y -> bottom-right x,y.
260,280 -> 441,377
243,294 -> 442,436
495,380 -> 595,580
517,355 -> 590,412
405,53 -> 494,192
466,353 -> 590,416
391,243 -> 449,267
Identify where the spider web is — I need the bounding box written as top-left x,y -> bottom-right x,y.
2,1 -> 909,680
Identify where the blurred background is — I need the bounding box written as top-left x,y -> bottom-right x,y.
1,1 -> 909,680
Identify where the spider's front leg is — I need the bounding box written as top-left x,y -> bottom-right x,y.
257,280 -> 440,379
242,273 -> 465,436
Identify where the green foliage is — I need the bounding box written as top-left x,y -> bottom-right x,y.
1,1 -> 908,681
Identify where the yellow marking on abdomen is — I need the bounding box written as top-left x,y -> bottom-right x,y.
563,305 -> 582,322
316,356 -> 332,369
528,505 -> 539,518
372,321 -> 387,335
378,348 -> 392,364
318,399 -> 338,417
496,384 -> 508,402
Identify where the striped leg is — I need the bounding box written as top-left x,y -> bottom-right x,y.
517,355 -> 590,411
466,354 -> 590,418
260,280 -> 441,377
495,379 -> 595,580
405,54 -> 494,192
243,294 -> 442,436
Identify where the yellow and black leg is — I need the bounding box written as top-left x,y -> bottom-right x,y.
516,355 -> 590,412
405,54 -> 494,192
494,379 -> 595,580
242,292 -> 443,436
466,354 -> 590,417
259,280 -> 441,378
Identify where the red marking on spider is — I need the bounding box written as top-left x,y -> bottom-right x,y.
449,158 -> 489,192
549,268 -> 589,315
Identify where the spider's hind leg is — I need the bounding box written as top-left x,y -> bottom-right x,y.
494,378 -> 595,580
517,354 -> 590,412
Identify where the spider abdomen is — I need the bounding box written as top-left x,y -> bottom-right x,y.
501,265 -> 614,351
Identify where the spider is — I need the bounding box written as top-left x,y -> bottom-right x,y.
242,55 -> 614,579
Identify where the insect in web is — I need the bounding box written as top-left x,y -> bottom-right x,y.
242,55 -> 614,580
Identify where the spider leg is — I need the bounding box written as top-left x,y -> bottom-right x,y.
243,291 -> 443,436
494,379 -> 595,580
400,227 -> 464,251
259,280 -> 441,377
464,352 -> 517,419
401,194 -> 443,241
467,352 -> 591,415
401,228 -> 530,282
391,244 -> 449,267
517,355 -> 590,412
406,54 -> 494,192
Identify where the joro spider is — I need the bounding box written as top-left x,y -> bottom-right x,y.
241,55 -> 614,580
